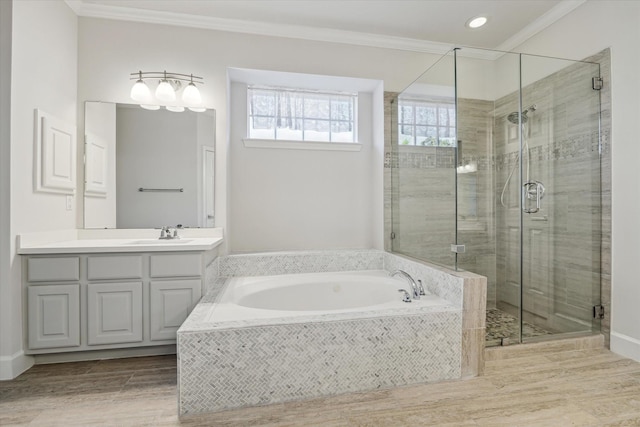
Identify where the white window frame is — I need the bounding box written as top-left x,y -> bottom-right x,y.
397,98 -> 456,147
244,86 -> 361,152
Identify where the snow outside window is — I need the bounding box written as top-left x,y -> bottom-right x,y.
248,87 -> 357,143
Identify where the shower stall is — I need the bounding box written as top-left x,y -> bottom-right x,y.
388,47 -> 603,346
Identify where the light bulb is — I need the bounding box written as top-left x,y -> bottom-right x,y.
467,16 -> 488,29
130,79 -> 151,103
166,105 -> 185,112
140,104 -> 160,111
188,107 -> 207,113
156,80 -> 176,102
182,82 -> 202,105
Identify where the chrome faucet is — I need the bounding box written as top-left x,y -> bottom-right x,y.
159,226 -> 180,240
390,270 -> 425,300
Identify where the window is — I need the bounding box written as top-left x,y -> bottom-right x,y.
398,99 -> 456,146
248,87 -> 357,143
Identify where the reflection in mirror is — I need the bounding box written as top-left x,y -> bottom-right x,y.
84,102 -> 215,229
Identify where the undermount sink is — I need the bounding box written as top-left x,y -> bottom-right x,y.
128,239 -> 193,245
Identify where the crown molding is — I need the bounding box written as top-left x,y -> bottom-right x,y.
65,0 -> 586,61
64,0 -> 455,55
496,0 -> 587,52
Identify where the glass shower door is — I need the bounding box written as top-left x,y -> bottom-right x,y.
391,51 -> 457,269
519,55 -> 602,341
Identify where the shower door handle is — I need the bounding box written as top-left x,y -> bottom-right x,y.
523,181 -> 545,214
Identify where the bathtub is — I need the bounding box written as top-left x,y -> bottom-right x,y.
209,270 -> 451,324
178,267 -> 465,415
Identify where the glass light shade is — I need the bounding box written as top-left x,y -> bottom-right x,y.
188,107 -> 207,112
166,105 -> 185,112
182,82 -> 202,105
467,16 -> 487,28
130,80 -> 152,103
156,80 -> 176,102
140,104 -> 160,111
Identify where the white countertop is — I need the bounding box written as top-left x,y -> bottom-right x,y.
17,228 -> 224,254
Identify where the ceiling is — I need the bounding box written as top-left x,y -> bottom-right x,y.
68,0 -> 584,53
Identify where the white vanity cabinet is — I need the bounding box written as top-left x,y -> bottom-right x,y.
23,251 -> 208,355
148,253 -> 202,342
87,281 -> 143,345
26,257 -> 81,350
149,279 -> 201,341
28,283 -> 81,349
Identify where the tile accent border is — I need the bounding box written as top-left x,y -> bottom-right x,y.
177,249 -> 487,415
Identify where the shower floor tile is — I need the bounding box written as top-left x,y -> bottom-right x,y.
486,308 -> 553,344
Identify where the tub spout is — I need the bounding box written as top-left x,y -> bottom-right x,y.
390,270 -> 421,300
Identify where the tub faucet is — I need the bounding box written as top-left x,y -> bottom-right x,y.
390,270 -> 424,300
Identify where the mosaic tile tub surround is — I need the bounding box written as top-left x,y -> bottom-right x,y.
178,250 -> 486,415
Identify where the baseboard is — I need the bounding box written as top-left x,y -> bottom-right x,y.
0,351 -> 34,380
610,331 -> 640,362
33,345 -> 176,364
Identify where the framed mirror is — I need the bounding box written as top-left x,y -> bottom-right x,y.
83,102 -> 215,229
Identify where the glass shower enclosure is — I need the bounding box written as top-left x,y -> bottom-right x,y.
389,48 -> 602,346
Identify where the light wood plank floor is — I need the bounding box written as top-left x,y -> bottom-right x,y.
2,346 -> 640,426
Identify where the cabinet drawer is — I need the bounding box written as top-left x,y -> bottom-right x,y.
150,254 -> 202,278
27,257 -> 80,282
88,255 -> 143,280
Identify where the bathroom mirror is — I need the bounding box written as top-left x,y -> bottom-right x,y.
83,102 -> 215,229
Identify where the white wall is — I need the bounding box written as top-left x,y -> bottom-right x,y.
77,17 -> 445,253
229,82 -> 376,252
514,1 -> 640,360
1,0 -> 78,379
0,0 -> 14,380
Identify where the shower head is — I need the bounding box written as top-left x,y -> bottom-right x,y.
507,104 -> 537,124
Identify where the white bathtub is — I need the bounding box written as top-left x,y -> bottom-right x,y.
207,270 -> 451,323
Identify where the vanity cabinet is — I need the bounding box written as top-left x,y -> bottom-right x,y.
27,284 -> 81,349
24,252 -> 207,354
87,281 -> 143,345
149,279 -> 201,341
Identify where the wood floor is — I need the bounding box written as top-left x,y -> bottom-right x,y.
2,344 -> 640,426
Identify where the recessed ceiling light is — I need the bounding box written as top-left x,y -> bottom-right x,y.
467,16 -> 488,29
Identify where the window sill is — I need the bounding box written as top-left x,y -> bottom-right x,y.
243,138 -> 362,152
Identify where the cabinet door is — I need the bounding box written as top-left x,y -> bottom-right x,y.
28,284 -> 80,349
87,282 -> 143,345
150,280 -> 202,341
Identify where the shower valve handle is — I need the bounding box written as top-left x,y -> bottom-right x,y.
523,181 -> 545,214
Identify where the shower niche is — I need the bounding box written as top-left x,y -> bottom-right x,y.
389,47 -> 603,346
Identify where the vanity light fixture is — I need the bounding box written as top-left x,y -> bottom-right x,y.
130,71 -> 152,103
129,70 -> 204,112
182,75 -> 202,104
155,72 -> 177,103
466,15 -> 488,29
